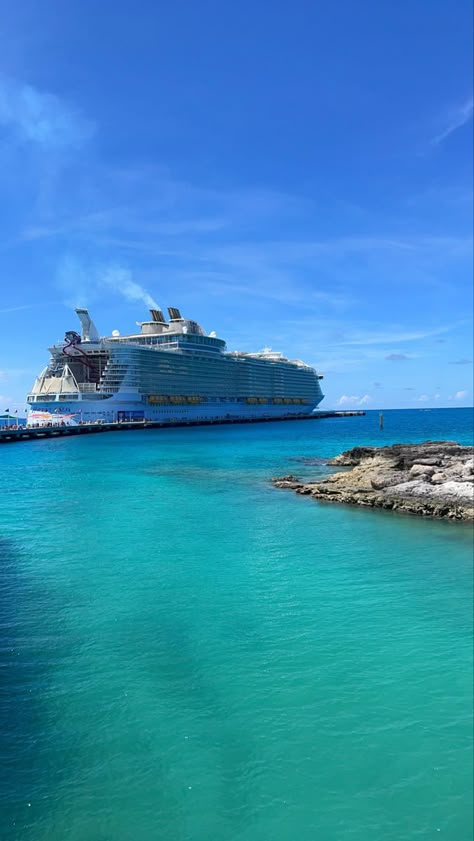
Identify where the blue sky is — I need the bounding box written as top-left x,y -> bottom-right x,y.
0,0 -> 472,411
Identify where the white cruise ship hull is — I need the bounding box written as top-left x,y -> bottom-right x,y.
27,397 -> 322,426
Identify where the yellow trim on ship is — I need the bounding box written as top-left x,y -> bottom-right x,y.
148,394 -> 203,405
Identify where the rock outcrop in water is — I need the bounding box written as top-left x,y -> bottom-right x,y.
273,441 -> 474,520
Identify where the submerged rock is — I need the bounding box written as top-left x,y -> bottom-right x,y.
272,441 -> 474,521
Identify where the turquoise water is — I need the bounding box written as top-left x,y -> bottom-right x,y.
1,408 -> 473,841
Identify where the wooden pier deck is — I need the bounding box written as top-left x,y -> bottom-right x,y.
0,411 -> 365,444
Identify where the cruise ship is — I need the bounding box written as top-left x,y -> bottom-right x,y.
27,307 -> 324,426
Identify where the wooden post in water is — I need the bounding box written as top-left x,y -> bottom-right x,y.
379,412 -> 384,430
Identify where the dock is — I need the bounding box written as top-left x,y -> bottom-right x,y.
0,411 -> 365,445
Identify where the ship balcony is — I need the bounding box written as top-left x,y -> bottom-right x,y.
78,383 -> 100,393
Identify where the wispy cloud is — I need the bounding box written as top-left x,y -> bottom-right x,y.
430,97 -> 474,146
7,138 -> 471,323
19,174 -> 309,244
449,358 -> 472,365
22,213 -> 229,242
386,353 -> 410,361
0,76 -> 94,149
0,304 -> 37,314
338,323 -> 459,346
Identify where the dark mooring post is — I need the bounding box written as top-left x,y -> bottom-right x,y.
379,412 -> 384,430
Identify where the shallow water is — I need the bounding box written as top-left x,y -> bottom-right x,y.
1,408 -> 472,840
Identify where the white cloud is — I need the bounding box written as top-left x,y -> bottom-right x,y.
448,390 -> 469,401
415,394 -> 430,402
337,394 -> 372,407
338,395 -> 359,405
431,98 -> 474,146
0,76 -> 94,149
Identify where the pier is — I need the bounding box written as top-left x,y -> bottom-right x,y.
0,411 -> 365,444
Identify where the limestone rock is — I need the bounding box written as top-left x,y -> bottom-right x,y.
272,441 -> 474,521
409,463 -> 436,477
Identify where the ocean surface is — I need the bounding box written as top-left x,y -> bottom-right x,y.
1,407 -> 473,841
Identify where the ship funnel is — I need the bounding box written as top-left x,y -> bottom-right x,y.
167,307 -> 183,321
75,308 -> 100,342
150,309 -> 166,323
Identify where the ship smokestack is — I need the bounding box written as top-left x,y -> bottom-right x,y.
150,309 -> 166,323
168,307 -> 183,321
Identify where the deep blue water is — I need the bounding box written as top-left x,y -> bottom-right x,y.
0,408 -> 472,840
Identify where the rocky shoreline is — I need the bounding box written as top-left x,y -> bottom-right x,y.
273,441 -> 474,521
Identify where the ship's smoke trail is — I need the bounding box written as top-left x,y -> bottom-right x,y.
102,266 -> 160,310
56,256 -> 160,310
